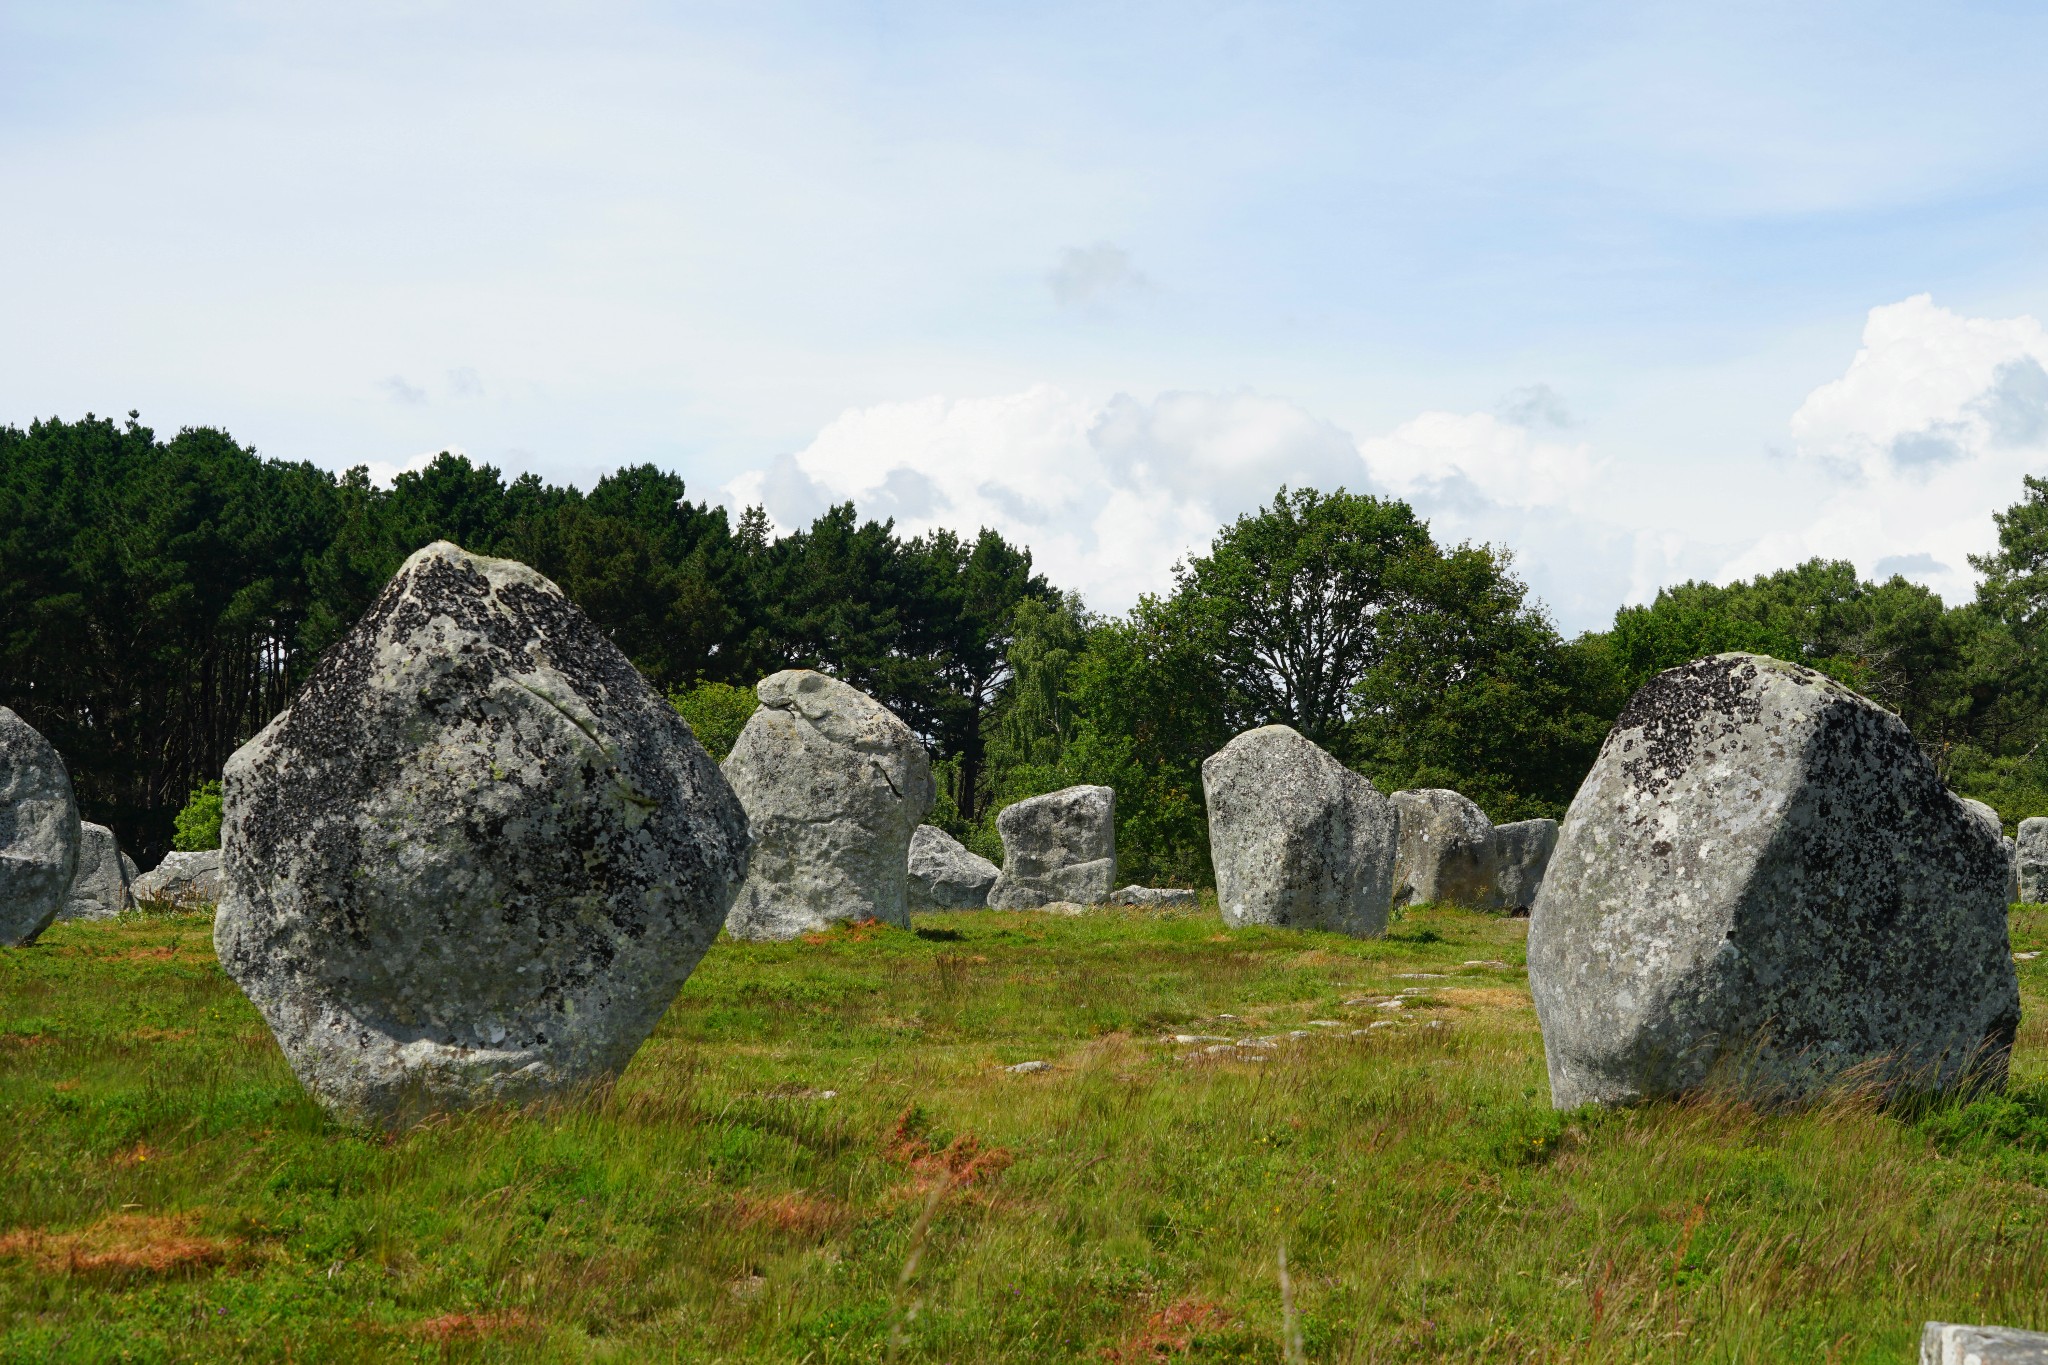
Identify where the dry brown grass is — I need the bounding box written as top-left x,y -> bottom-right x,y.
0,1212 -> 236,1277
730,1190 -> 851,1237
409,1310 -> 536,1342
1101,1296 -> 1233,1362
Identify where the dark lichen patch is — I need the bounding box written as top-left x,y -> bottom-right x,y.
1614,654 -> 1770,799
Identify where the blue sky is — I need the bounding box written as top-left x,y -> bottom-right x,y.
8,2 -> 2048,630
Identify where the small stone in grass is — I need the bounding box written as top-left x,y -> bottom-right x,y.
1462,960 -> 1512,970
2017,951 -> 2041,962
1307,1020 -> 1342,1027
1395,972 -> 1447,979
1006,1060 -> 1051,1074
1367,1021 -> 1397,1030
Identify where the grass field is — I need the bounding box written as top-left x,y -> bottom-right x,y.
1,900 -> 2044,1363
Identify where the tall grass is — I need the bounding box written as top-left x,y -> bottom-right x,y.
0,903 -> 2041,1362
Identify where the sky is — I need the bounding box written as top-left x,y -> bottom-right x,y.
7,2 -> 2048,632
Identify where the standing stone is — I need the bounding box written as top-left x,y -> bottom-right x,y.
1390,789 -> 1500,909
2006,836 -> 2021,905
61,822 -> 134,921
0,708 -> 80,946
1530,653 -> 2020,1109
2019,817 -> 2048,903
987,785 -> 1116,909
1922,1322 -> 2048,1365
1493,819 -> 1559,914
215,542 -> 750,1127
907,824 -> 998,911
1111,886 -> 1198,908
1203,726 -> 1397,937
723,670 -> 935,939
133,850 -> 223,908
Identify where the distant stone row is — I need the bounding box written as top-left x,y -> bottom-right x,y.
0,544 -> 2027,1129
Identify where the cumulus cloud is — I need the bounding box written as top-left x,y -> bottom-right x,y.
379,375 -> 426,404
1047,242 -> 1153,310
362,446 -> 461,488
723,383 -> 1648,625
1720,293 -> 2048,600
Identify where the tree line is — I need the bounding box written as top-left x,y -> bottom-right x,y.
7,412 -> 2048,879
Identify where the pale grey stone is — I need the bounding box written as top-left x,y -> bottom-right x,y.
1530,653 -> 2019,1109
1111,885 -> 1198,908
61,822 -> 134,921
133,850 -> 223,908
1493,818 -> 1558,913
1390,788 -> 1499,909
723,670 -> 935,939
987,785 -> 1116,909
0,707 -> 80,946
2007,835 -> 2022,905
215,542 -> 750,1128
907,823 -> 997,911
1202,725 -> 1396,937
120,851 -> 138,882
1006,1060 -> 1051,1074
2020,816 -> 2048,903
1922,1322 -> 2048,1364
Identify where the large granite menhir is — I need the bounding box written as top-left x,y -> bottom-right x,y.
723,670 -> 934,938
216,543 -> 750,1127
1492,819 -> 1558,914
907,824 -> 998,911
1530,653 -> 2019,1108
988,785 -> 1116,909
1390,788 -> 1499,910
61,822 -> 135,921
2019,817 -> 2048,904
0,707 -> 80,946
1203,725 -> 1396,937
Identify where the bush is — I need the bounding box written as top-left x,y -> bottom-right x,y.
171,781 -> 223,851
670,681 -> 759,762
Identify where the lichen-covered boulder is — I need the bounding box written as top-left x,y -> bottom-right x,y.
61,822 -> 134,921
0,708 -> 80,945
907,824 -> 998,911
215,542 -> 750,1127
1203,725 -> 1396,936
133,849 -> 222,908
1530,653 -> 2019,1109
1492,819 -> 1558,913
1390,789 -> 1499,909
721,670 -> 934,939
987,785 -> 1116,909
2019,817 -> 2048,904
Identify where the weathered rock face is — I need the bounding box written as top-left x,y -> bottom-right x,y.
1203,725 -> 1397,937
1492,819 -> 1558,913
722,670 -> 934,939
2006,836 -> 2021,906
987,785 -> 1116,909
133,850 -> 222,908
2019,817 -> 2048,903
215,542 -> 750,1127
61,822 -> 134,921
1530,653 -> 2020,1109
0,707 -> 80,946
1922,1321 -> 2048,1365
907,824 -> 998,911
1390,789 -> 1499,909
1112,885 -> 1198,908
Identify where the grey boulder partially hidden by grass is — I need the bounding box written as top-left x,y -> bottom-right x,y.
1531,652 -> 2020,1110
1203,724 -> 1396,937
1922,1322 -> 2048,1364
60,822 -> 134,921
215,542 -> 750,1128
0,705 -> 79,946
987,784 -> 1116,909
907,823 -> 998,910
723,670 -> 935,938
1111,885 -> 1197,908
132,849 -> 222,909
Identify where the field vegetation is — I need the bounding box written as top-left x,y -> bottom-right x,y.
2,901 -> 2043,1363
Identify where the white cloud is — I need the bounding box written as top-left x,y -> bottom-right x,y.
1719,294 -> 2048,600
724,384 -> 1644,624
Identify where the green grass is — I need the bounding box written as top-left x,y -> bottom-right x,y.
1,901 -> 2044,1363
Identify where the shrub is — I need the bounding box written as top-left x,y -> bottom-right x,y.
171,781 -> 223,851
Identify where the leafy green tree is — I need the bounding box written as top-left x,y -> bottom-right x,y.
1168,487 -> 1433,744
668,682 -> 759,762
171,781 -> 223,851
